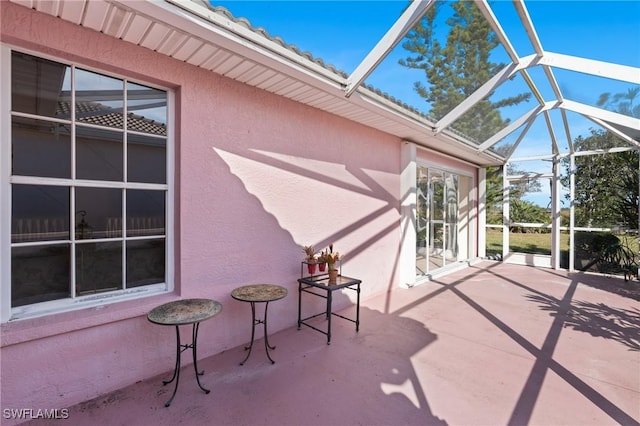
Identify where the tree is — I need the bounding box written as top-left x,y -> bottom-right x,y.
399,0 -> 537,226
561,129 -> 638,228
399,0 -> 530,142
509,199 -> 550,232
597,87 -> 640,118
561,85 -> 639,230
598,86 -> 640,230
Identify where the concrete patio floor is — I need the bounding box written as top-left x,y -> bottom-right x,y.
27,262 -> 639,426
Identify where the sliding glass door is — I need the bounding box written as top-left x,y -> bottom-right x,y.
416,166 -> 459,277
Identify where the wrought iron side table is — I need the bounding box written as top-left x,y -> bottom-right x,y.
297,275 -> 361,344
147,298 -> 223,407
231,284 -> 288,365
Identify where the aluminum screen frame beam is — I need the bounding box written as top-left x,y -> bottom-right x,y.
539,52 -> 640,85
344,0 -> 436,97
560,99 -> 640,142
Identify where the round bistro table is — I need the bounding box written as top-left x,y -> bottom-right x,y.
231,284 -> 287,365
147,298 -> 223,407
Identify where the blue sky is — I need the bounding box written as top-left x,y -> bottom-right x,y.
209,1 -> 640,206
208,1 -> 638,130
208,1 -> 639,72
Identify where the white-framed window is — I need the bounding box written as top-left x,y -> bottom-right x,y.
1,48 -> 173,321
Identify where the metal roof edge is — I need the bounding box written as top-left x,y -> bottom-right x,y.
163,0 -> 348,83
126,0 -> 505,166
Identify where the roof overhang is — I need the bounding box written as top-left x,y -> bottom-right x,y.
6,0 -> 505,166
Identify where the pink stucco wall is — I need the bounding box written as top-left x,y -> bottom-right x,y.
0,1 -> 478,415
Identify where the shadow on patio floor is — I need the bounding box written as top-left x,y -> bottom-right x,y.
25,262 -> 640,426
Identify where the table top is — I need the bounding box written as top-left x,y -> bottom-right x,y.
147,298 -> 223,326
298,275 -> 361,290
231,284 -> 288,303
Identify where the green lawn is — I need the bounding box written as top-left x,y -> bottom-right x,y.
486,229 -> 639,272
486,229 -> 569,255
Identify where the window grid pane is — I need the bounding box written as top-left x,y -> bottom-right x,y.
11,117 -> 72,178
9,51 -> 168,310
12,244 -> 71,307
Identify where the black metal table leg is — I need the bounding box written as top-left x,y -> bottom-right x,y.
262,302 -> 276,364
356,283 -> 361,332
231,284 -> 287,365
162,323 -> 210,407
326,290 -> 332,345
147,299 -> 222,408
296,276 -> 362,344
240,302 -> 257,365
297,281 -> 302,329
240,301 -> 276,364
162,325 -> 182,407
192,322 -> 210,394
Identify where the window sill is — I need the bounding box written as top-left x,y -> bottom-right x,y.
1,291 -> 178,347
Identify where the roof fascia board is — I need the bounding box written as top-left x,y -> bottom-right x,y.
540,52 -> 640,84
100,1 -> 502,166
478,103 -> 549,151
353,89 -> 503,165
133,0 -> 346,90
560,99 -> 640,134
476,0 -> 520,64
344,0 -> 436,97
351,89 -> 435,130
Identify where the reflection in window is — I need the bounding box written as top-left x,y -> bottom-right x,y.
128,134 -> 166,184
75,68 -> 124,129
126,82 -> 167,132
76,126 -> 124,181
127,190 -> 165,237
9,51 -> 169,311
12,185 -> 70,243
76,187 -> 122,240
12,245 -> 71,307
12,117 -> 71,178
127,239 -> 165,288
11,52 -> 70,119
76,242 -> 122,295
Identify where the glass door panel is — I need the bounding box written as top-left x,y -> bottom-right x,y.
445,174 -> 459,264
416,167 -> 429,276
429,170 -> 445,270
415,167 -> 461,279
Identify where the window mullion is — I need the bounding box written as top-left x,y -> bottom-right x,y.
70,64 -> 77,300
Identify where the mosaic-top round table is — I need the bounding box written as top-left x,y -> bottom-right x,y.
231,284 -> 287,365
148,298 -> 222,407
